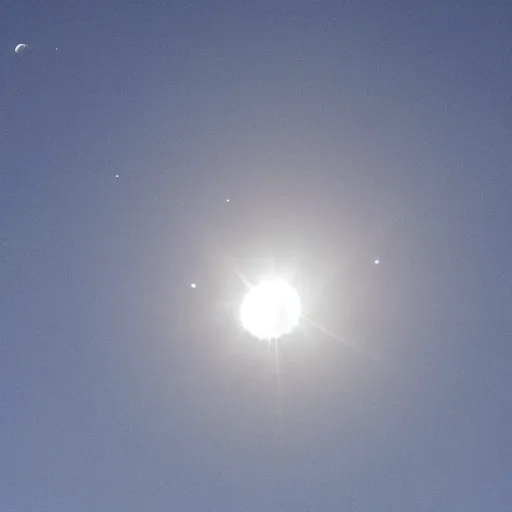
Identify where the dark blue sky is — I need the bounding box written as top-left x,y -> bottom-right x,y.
2,1 -> 511,510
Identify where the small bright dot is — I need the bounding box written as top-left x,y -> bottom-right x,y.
190,283 -> 196,289
115,174 -> 119,178
226,198 -> 230,203
240,279 -> 301,341
374,259 -> 380,264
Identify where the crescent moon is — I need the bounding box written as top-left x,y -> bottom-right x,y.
14,44 -> 27,54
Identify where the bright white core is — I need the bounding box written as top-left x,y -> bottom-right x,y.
240,279 -> 301,341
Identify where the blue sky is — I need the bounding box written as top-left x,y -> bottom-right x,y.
1,1 -> 511,510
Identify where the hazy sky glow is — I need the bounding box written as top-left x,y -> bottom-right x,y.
2,1 -> 511,511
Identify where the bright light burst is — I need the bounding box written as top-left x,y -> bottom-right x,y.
240,279 -> 301,341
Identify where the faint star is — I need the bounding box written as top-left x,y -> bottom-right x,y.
190,283 -> 196,289
115,174 -> 119,178
374,259 -> 380,264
